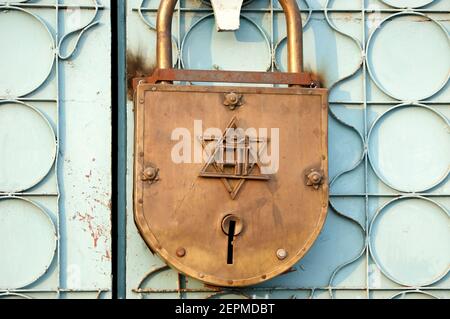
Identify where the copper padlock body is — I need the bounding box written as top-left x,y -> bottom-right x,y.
134,0 -> 329,287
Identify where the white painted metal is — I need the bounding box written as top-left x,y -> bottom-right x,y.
124,0 -> 450,300
0,1 -> 112,299
210,0 -> 244,31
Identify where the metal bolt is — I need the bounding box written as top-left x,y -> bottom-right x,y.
306,169 -> 324,190
223,92 -> 243,110
311,173 -> 321,183
277,249 -> 288,260
141,166 -> 159,182
176,248 -> 186,258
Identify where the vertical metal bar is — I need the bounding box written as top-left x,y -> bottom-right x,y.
55,0 -> 61,300
270,0 -> 274,74
177,0 -> 181,69
116,0 -> 127,299
361,0 -> 370,300
156,0 -> 178,69
277,0 -> 303,73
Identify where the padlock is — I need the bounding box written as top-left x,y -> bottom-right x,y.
133,0 -> 328,287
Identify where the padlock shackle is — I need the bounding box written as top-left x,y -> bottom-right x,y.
156,0 -> 303,73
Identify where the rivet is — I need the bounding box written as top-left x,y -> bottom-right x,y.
139,99 -> 144,104
228,280 -> 234,285
176,247 -> 186,258
152,87 -> 157,91
199,273 -> 204,279
139,152 -> 144,157
141,165 -> 159,183
262,275 -> 267,280
142,166 -> 158,181
277,249 -> 288,260
306,169 -> 324,190
138,199 -> 143,204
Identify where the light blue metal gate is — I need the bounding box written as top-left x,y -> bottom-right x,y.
0,0 -> 112,299
122,0 -> 450,299
0,0 -> 448,300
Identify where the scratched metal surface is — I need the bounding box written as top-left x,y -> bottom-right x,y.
123,0 -> 449,299
0,0 -> 112,299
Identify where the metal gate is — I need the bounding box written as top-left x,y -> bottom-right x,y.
122,0 -> 450,299
0,1 -> 112,298
0,0 -> 448,299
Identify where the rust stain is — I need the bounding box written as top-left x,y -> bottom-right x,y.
102,249 -> 112,262
74,212 -> 108,249
127,50 -> 155,100
307,70 -> 326,88
92,197 -> 112,210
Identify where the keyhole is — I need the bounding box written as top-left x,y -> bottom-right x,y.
221,215 -> 243,265
227,220 -> 236,265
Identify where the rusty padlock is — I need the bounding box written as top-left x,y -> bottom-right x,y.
133,0 -> 328,287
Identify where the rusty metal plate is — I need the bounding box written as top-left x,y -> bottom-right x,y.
134,84 -> 328,287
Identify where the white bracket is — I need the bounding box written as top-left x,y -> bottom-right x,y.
210,0 -> 244,31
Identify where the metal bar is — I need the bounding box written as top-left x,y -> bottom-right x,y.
0,3 -> 104,10
16,98 -> 58,102
0,193 -> 59,197
133,8 -> 450,14
116,0 -> 128,300
330,193 -> 450,197
132,286 -> 450,293
156,0 -> 178,69
361,0 -> 370,300
200,173 -> 270,180
330,101 -> 450,105
278,0 -> 303,72
55,0 -> 62,300
139,69 -> 314,86
0,289 -> 110,293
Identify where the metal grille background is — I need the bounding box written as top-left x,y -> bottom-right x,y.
0,0 -> 112,299
0,0 -> 447,300
124,0 -> 450,299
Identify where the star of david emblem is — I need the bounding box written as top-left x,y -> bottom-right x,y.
198,116 -> 271,200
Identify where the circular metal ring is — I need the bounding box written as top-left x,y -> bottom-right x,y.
366,12 -> 450,101
369,196 -> 450,287
367,103 -> 450,193
380,0 -> 434,9
0,100 -> 57,193
0,196 -> 58,290
390,290 -> 439,299
0,6 -> 55,98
